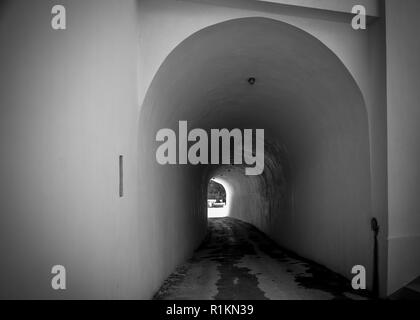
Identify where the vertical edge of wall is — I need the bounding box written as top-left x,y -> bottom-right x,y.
366,1 -> 389,298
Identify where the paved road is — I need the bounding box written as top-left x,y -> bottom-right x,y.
154,217 -> 368,300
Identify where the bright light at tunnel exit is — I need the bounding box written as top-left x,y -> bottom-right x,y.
207,178 -> 232,218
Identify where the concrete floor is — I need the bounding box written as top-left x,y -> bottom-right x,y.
154,217 -> 369,300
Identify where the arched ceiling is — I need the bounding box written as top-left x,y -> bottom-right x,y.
140,17 -> 369,167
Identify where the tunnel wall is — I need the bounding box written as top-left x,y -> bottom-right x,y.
213,103 -> 373,285
213,142 -> 290,232
385,0 -> 420,295
138,104 -> 209,298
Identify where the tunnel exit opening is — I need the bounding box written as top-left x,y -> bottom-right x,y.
207,178 -> 230,218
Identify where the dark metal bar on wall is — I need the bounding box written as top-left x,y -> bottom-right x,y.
119,155 -> 123,197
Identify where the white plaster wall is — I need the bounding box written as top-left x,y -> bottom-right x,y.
258,0 -> 379,16
0,0 -> 144,299
386,0 -> 420,295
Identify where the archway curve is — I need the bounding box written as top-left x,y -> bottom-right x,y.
138,17 -> 372,286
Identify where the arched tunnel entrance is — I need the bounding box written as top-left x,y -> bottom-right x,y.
139,17 -> 372,299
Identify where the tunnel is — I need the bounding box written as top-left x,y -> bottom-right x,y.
2,0 -> 420,300
139,17 -> 372,296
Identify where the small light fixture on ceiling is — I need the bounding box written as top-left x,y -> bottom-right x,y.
248,77 -> 256,85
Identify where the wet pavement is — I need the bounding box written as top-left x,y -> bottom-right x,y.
154,217 -> 369,300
